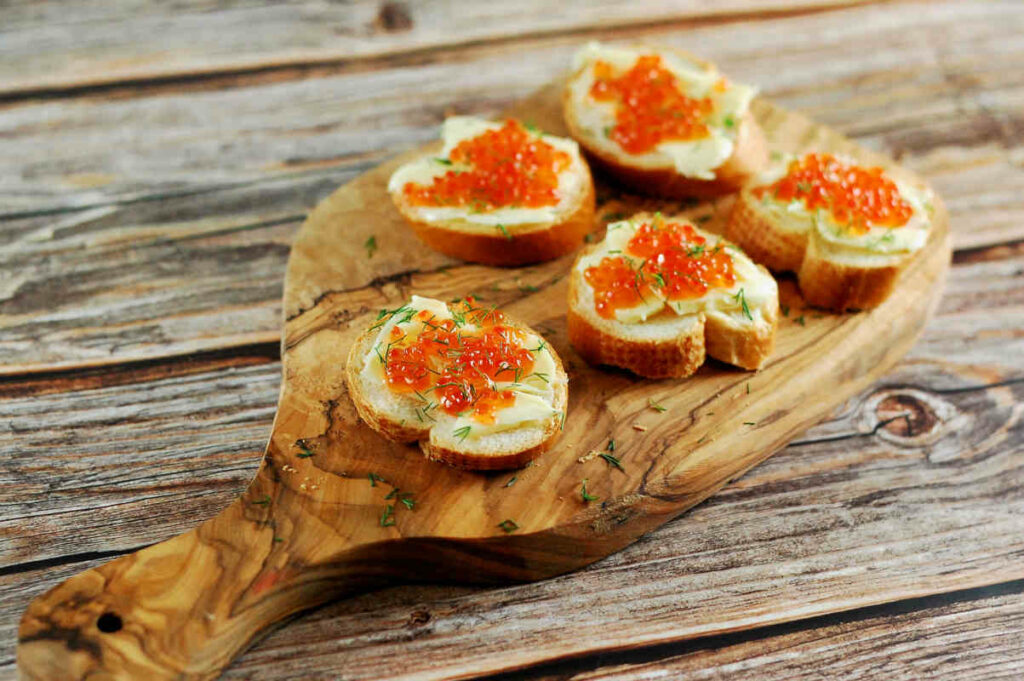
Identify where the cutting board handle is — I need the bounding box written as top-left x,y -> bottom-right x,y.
16,482 -> 386,679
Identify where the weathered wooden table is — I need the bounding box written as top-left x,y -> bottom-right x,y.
2,1 -> 1022,678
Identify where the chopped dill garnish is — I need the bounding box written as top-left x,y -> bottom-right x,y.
649,399 -> 667,413
733,288 -> 753,321
581,479 -> 599,502
453,425 -> 472,442
504,476 -> 518,488
607,438 -> 616,452
794,315 -> 806,326
368,472 -> 384,487
380,504 -> 396,527
496,223 -> 513,241
497,519 -> 519,533
251,495 -> 271,506
364,235 -> 377,258
599,453 -> 624,471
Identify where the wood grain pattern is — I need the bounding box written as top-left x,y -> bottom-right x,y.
1,0 -> 1021,372
5,355 -> 1021,679
0,0 -> 866,97
4,1 -> 1023,679
520,582 -> 1024,680
16,69 -> 951,676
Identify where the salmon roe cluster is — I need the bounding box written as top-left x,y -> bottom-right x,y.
589,56 -> 715,154
378,299 -> 537,424
753,153 -> 913,234
585,219 -> 736,319
403,119 -> 571,212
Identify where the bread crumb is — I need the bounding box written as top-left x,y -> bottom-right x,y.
632,423 -> 648,432
577,450 -> 603,463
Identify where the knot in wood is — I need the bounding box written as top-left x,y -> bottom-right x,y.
375,2 -> 413,33
875,393 -> 938,438
859,388 -> 961,457
406,609 -> 431,628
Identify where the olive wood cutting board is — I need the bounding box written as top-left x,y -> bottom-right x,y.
17,80 -> 951,679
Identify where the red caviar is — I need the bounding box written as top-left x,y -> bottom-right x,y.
752,153 -> 913,234
584,219 -> 735,319
590,56 -> 714,154
403,119 -> 571,212
379,300 -> 537,424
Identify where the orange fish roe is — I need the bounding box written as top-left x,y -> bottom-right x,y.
590,56 -> 714,154
584,219 -> 735,319
377,300 -> 537,424
402,120 -> 571,212
752,153 -> 913,234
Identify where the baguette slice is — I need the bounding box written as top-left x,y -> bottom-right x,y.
563,42 -> 767,199
726,152 -> 934,311
345,296 -> 568,470
389,117 -> 596,266
568,213 -> 778,379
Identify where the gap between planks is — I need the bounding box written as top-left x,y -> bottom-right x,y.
0,1 -> 881,104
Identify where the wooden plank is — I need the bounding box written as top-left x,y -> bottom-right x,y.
14,90 -> 957,676
2,1 -> 1020,218
0,0 -> 866,97
2,1 -> 1022,373
521,582 -> 1024,680
2,248 -> 1022,677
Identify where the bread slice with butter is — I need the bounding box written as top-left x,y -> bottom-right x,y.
567,213 -> 778,378
346,295 -> 568,470
388,116 -> 595,266
562,42 -> 767,199
726,152 -> 935,311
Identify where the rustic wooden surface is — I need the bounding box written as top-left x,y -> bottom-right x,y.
1,0 -> 1022,679
15,80 -> 952,675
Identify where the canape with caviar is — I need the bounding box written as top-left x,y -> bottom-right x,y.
726,152 -> 935,311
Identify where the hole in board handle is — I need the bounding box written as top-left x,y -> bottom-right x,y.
97,612 -> 123,633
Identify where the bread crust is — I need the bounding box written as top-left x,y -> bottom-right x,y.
345,311 -> 567,470
725,188 -> 808,272
391,160 -> 596,267
567,284 -> 707,379
796,236 -> 905,311
561,45 -> 767,199
727,188 -> 912,311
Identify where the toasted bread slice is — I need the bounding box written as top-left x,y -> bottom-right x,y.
345,296 -> 568,470
388,117 -> 596,266
726,152 -> 934,311
568,213 -> 778,379
562,42 -> 767,199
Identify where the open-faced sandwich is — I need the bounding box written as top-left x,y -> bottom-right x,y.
388,116 -> 595,266
346,295 -> 568,470
563,42 -> 766,199
568,213 -> 778,378
726,152 -> 934,311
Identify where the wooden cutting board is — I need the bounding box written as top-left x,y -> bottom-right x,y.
17,81 -> 950,680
